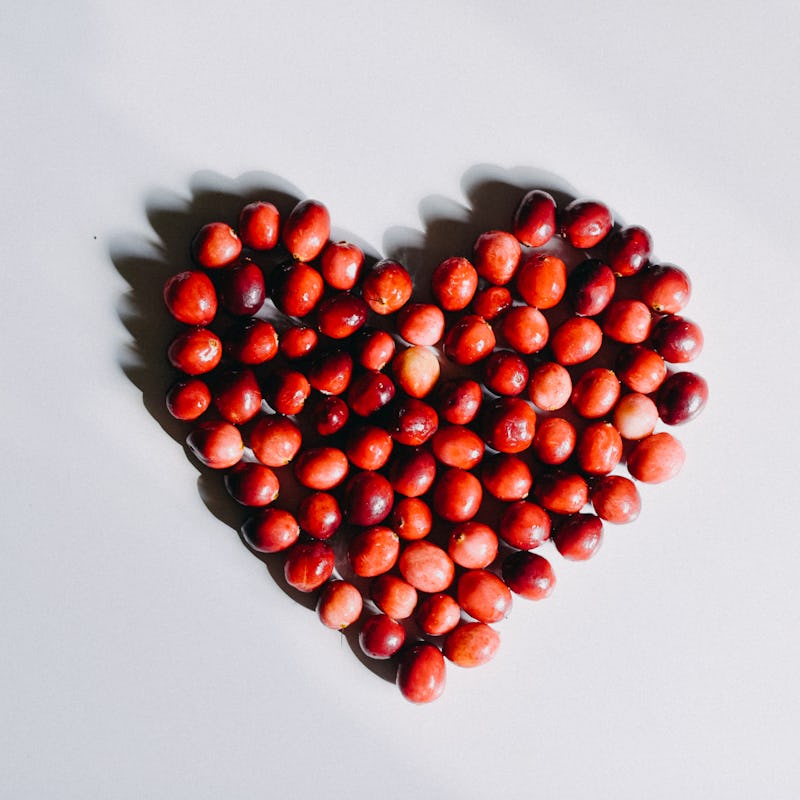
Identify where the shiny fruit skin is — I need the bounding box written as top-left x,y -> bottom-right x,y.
515,253 -> 567,309
534,471 -> 589,515
353,328 -> 396,371
297,492 -> 342,539
437,378 -> 483,425
471,285 -> 512,320
282,199 -> 330,262
343,471 -> 394,527
498,500 -> 551,550
166,378 -> 211,420
457,569 -> 512,624
398,540 -> 455,593
249,414 -> 302,467
369,574 -> 418,620
163,270 -> 218,325
615,345 -> 667,394
346,370 -> 396,417
387,397 -> 440,447
553,513 -> 603,561
649,315 -> 704,363
473,230 -> 522,285
447,521 -> 499,569
238,201 -> 280,250
396,303 -> 445,346
293,447 -> 349,490
360,614 -> 406,659
308,350 -> 353,396
283,540 -> 335,592
390,497 -> 433,541
444,622 -> 500,668
362,259 -> 413,315
657,371 -> 708,425
627,432 -> 685,483
168,327 -> 222,375
345,424 -> 394,471
224,318 -> 279,365
241,508 -> 300,553
603,299 -> 652,344
613,392 -> 659,440
348,525 -> 400,577
432,468 -> 482,522
431,425 -> 485,470
590,475 -> 641,524
568,259 -> 616,317
640,264 -> 691,314
513,189 -> 557,247
532,416 -> 577,465
263,368 -> 311,416
444,315 -> 497,365
391,345 -> 441,399
560,199 -> 613,249
271,262 -> 324,318
481,397 -> 537,454
319,240 -> 364,290
431,256 -> 478,311
501,551 -> 556,600
191,221 -> 242,268
317,580 -> 363,629
388,448 -> 437,497
481,454 -> 533,501
606,225 -> 652,277
528,362 -> 572,411
575,422 -> 623,475
219,260 -> 266,316
397,643 -> 446,704
500,306 -> 549,355
483,350 -> 529,396
186,420 -> 243,469
312,395 -> 350,436
316,292 -> 369,339
571,367 -> 621,419
224,461 -> 279,506
550,317 -> 603,366
279,325 -> 318,360
415,593 -> 462,637
213,368 -> 262,424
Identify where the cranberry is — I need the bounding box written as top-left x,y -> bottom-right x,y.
627,432 -> 685,483
531,416 -> 577,465
271,262 -> 324,318
369,574 -> 418,620
312,395 -> 350,436
166,378 -> 211,420
615,345 -> 667,394
224,318 -> 279,365
640,264 -> 691,314
282,199 -> 330,262
224,461 -> 279,506
605,224 -> 652,276
249,414 -> 302,466
590,475 -> 641,524
415,593 -> 462,637
613,392 -> 659,440
283,540 -> 335,592
560,199 -> 613,249
279,325 -> 318,360
575,421 -> 623,475
657,371 -> 708,425
550,317 -> 603,366
319,240 -> 364,290
397,642 -> 446,704
568,259 -> 616,317
219,260 -> 265,316
345,424 -> 394,471
167,327 -> 222,375
553,513 -> 603,561
317,580 -> 363,630
513,189 -> 557,247
348,525 -> 400,577
391,345 -> 441,399
242,508 -> 300,553
473,230 -> 522,285
359,614 -> 406,659
515,253 -> 567,309
387,397 -> 439,447
443,622 -> 501,668
238,201 -> 280,250
457,569 -> 512,624
388,448 -> 437,497
483,350 -> 529,396
447,521 -> 499,569
263,368 -> 311,416
498,501 -> 551,550
436,378 -> 483,425
362,259 -> 413,315
293,447 -> 349,490
528,362 -> 572,411
432,468 -> 483,522
308,349 -> 353,396
398,540 -> 455,593
481,454 -> 533,501
297,492 -> 342,539
500,306 -> 549,355
481,397 -> 537,453
316,292 -> 369,339
396,303 -> 445,346
390,497 -> 433,541
650,315 -> 704,363
471,285 -> 512,320
603,298 -> 652,344
431,256 -> 478,311
501,551 -> 556,600
163,270 -> 218,325
352,328 -> 396,371
534,471 -> 589,515
213,368 -> 262,424
571,367 -> 621,418
343,471 -> 394,527
430,425 -> 485,470
346,370 -> 396,417
186,421 -> 243,469
191,221 -> 242,268
443,314 -> 497,365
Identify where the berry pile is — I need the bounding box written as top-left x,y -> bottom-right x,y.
162,190 -> 707,704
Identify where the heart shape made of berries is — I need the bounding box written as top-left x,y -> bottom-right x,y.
154,175 -> 708,704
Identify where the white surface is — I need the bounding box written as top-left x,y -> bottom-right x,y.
2,2 -> 799,798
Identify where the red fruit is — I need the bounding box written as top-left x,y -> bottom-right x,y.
471,285 -> 512,320
550,317 -> 603,366
163,270 -> 218,325
568,259 -> 616,317
528,362 -> 572,412
483,350 -> 529,396
443,315 -> 496,365
481,454 -> 533,501
319,240 -> 364,290
191,221 -> 242,268
603,298 -> 652,344
369,574 -> 418,620
397,643 -> 446,704
282,199 -> 330,262
224,318 -> 279,365
388,397 -> 440,447
238,201 -> 280,250
242,508 -> 300,553
432,468 -> 483,522
313,395 -> 349,436
605,224 -> 652,276
263,368 -> 311,416
293,447 -> 349,490
443,622 -> 500,668
348,525 -> 400,577
396,303 -> 446,346
431,425 -> 485,470
308,350 -> 353,396
650,315 -> 704,363
457,569 -> 512,624
186,420 -> 244,469
615,345 -> 667,394
431,256 -> 478,311
481,397 -> 537,454
390,497 -> 433,541
167,327 -> 222,375
553,514 -> 603,561
502,551 -> 556,600
297,492 -> 342,539
316,292 -> 369,339
362,259 -> 413,315
343,471 -> 394,527
249,414 -> 302,467
347,370 -> 396,417
389,448 -> 437,497
166,378 -> 211,420
279,325 -> 318,360
447,521 -> 499,569
398,540 -> 456,593
473,230 -> 522,285
571,367 -> 621,419
575,422 -> 623,475
532,416 -> 577,465
359,614 -> 406,659
498,501 -> 551,550
213,368 -> 262,424
613,393 -> 659,440
271,262 -> 324,318
627,432 -> 685,483
345,424 -> 394,471
218,260 -> 266,316
415,593 -> 462,637
534,471 -> 589,515
500,306 -> 549,355
560,199 -> 613,249
640,264 -> 691,314
513,189 -> 557,247
283,540 -> 335,592
656,371 -> 709,425
391,346 -> 441,399
590,475 -> 641,524
436,378 -> 483,425
352,328 -> 396,371
224,461 -> 279,506
515,253 -> 567,309
317,580 -> 363,630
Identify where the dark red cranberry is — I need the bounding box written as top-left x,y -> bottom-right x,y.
263,368 -> 311,416
360,614 -> 406,659
319,240 -> 364,290
167,327 -> 222,375
282,199 -> 330,262
502,551 -> 556,600
389,448 -> 437,497
224,461 -> 279,506
166,378 -> 211,420
346,370 -> 396,417
481,397 -> 537,453
396,642 -> 446,704
483,350 -> 529,396
224,318 -> 279,365
605,224 -> 652,276
219,260 -> 265,316
568,258 -> 616,316
431,256 -> 478,311
640,263 -> 691,314
352,327 -> 396,371
312,395 -> 349,436
283,540 -> 335,592
391,497 -> 433,541
560,199 -> 613,248
297,492 -> 342,539
316,292 -> 369,339
213,368 -> 263,424
271,261 -> 325,318
656,371 -> 709,425
343,471 -> 394,527
362,259 -> 413,315
308,349 -> 353,396
191,222 -> 242,268
590,475 -> 641,524
387,397 -> 439,447
238,201 -> 279,250
163,270 -> 217,325
242,508 -> 300,553
430,425 -> 485,470
649,315 -> 704,363
553,514 -> 603,561
436,378 -> 483,425
513,189 -> 557,247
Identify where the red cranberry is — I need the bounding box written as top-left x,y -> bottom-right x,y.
640,263 -> 691,314
282,199 -> 330,262
352,328 -> 396,371
316,292 -> 369,339
431,425 -> 485,470
532,417 -> 576,465
457,569 -> 512,624
387,397 -> 439,447
590,475 -> 641,524
447,521 -> 499,569
553,513 -> 603,561
191,221 -> 242,268
568,259 -> 616,316
498,501 -> 551,550
483,350 -> 529,396
534,471 -> 589,515
391,345 -> 441,399
502,551 -> 556,600
348,525 -> 400,577
473,230 -> 522,285
283,540 -> 335,592
571,367 -> 621,419
343,471 -> 394,527
271,262 -> 324,318
369,574 -> 418,620
550,317 -> 603,366
560,199 -> 613,248
481,454 -> 533,501
297,492 -> 342,539
528,362 -> 572,411
396,303 -> 445,346
242,508 -> 300,553
605,224 -> 652,276
317,580 -> 363,630
603,298 -> 652,344
390,497 -> 433,541
481,397 -> 537,453
432,468 -> 483,522
249,414 -> 302,466
213,368 -> 262,424
576,422 -> 623,475
436,378 -> 483,425
650,315 -> 704,363
513,189 -> 557,247
613,392 -> 659,440
308,349 -> 353,396
166,378 -> 211,420
515,253 -> 567,309
219,260 -> 265,316
167,327 -> 222,375
224,461 -> 279,506
471,285 -> 512,320
500,306 -> 549,355
389,448 -> 437,497
415,593 -> 462,637
615,345 -> 667,393
312,395 -> 350,436
345,424 -> 394,471
238,201 -> 280,250
398,541 -> 455,593
224,318 -> 279,364
347,370 -> 396,417
397,643 -> 446,704
279,325 -> 318,360
362,259 -> 413,315
319,240 -> 364,290
163,270 -> 218,325
293,447 -> 349,490
186,421 -> 243,469
443,622 -> 501,668
443,315 -> 497,365
263,368 -> 311,416
627,432 -> 685,483
657,371 -> 708,425
431,256 -> 478,311
359,614 -> 406,659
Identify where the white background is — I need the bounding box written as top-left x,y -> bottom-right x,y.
2,1 -> 799,798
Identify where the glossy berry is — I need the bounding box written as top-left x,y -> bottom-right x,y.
553,513 -> 603,561
613,392 -> 659,440
502,551 -> 556,600
283,540 -> 335,592
472,230 -> 521,285
513,189 -> 557,247
362,259 -> 413,315
166,378 -> 211,420
343,471 -> 394,527
437,378 -> 483,425
483,350 -> 529,396
528,362 -> 572,411
224,318 -> 279,365
319,240 -> 365,290
432,468 -> 483,522
238,201 -> 280,250
560,199 -> 613,249
191,221 -> 242,268
534,471 -> 589,515
602,298 -> 652,344
571,367 -> 621,419
186,420 -> 243,469
282,199 -> 330,262
444,315 -> 497,365
397,643 -> 446,704
293,447 -> 349,490
390,497 -> 433,541
359,614 -> 406,659
590,475 -> 641,524
388,448 -> 437,497
316,292 -> 369,339
640,264 -> 691,314
347,370 -> 396,417
627,432 -> 685,483
163,270 -> 218,325
167,327 -> 222,375
515,253 -> 567,309
481,454 -> 533,501
575,422 -> 623,475
415,593 -> 462,637
218,260 -> 265,316
430,425 -> 485,470
650,316 -> 704,363
605,225 -> 652,276
224,461 -> 279,506
369,574 -> 418,620
345,424 -> 394,471
498,501 -> 551,550
391,346 -> 441,399
398,540 -> 455,593
550,317 -> 603,366
271,262 -> 324,318
431,256 -> 478,311
278,325 -> 318,360
443,622 -> 501,668
481,397 -> 537,454
387,397 -> 439,447
263,368 -> 311,416
396,303 -> 445,346
457,569 -> 512,624
317,580 -> 363,630
500,306 -> 549,355
531,416 -> 577,465
297,492 -> 342,539
447,521 -> 499,569
615,345 -> 667,394
213,368 -> 262,424
471,285 -> 512,320
241,508 -> 300,553
312,395 -> 350,436
352,328 -> 396,371
656,371 -> 708,425
348,525 -> 400,577
568,259 -> 616,317
249,414 -> 302,467
308,349 -> 353,396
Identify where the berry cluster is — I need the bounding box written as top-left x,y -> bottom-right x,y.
162,190 -> 707,704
